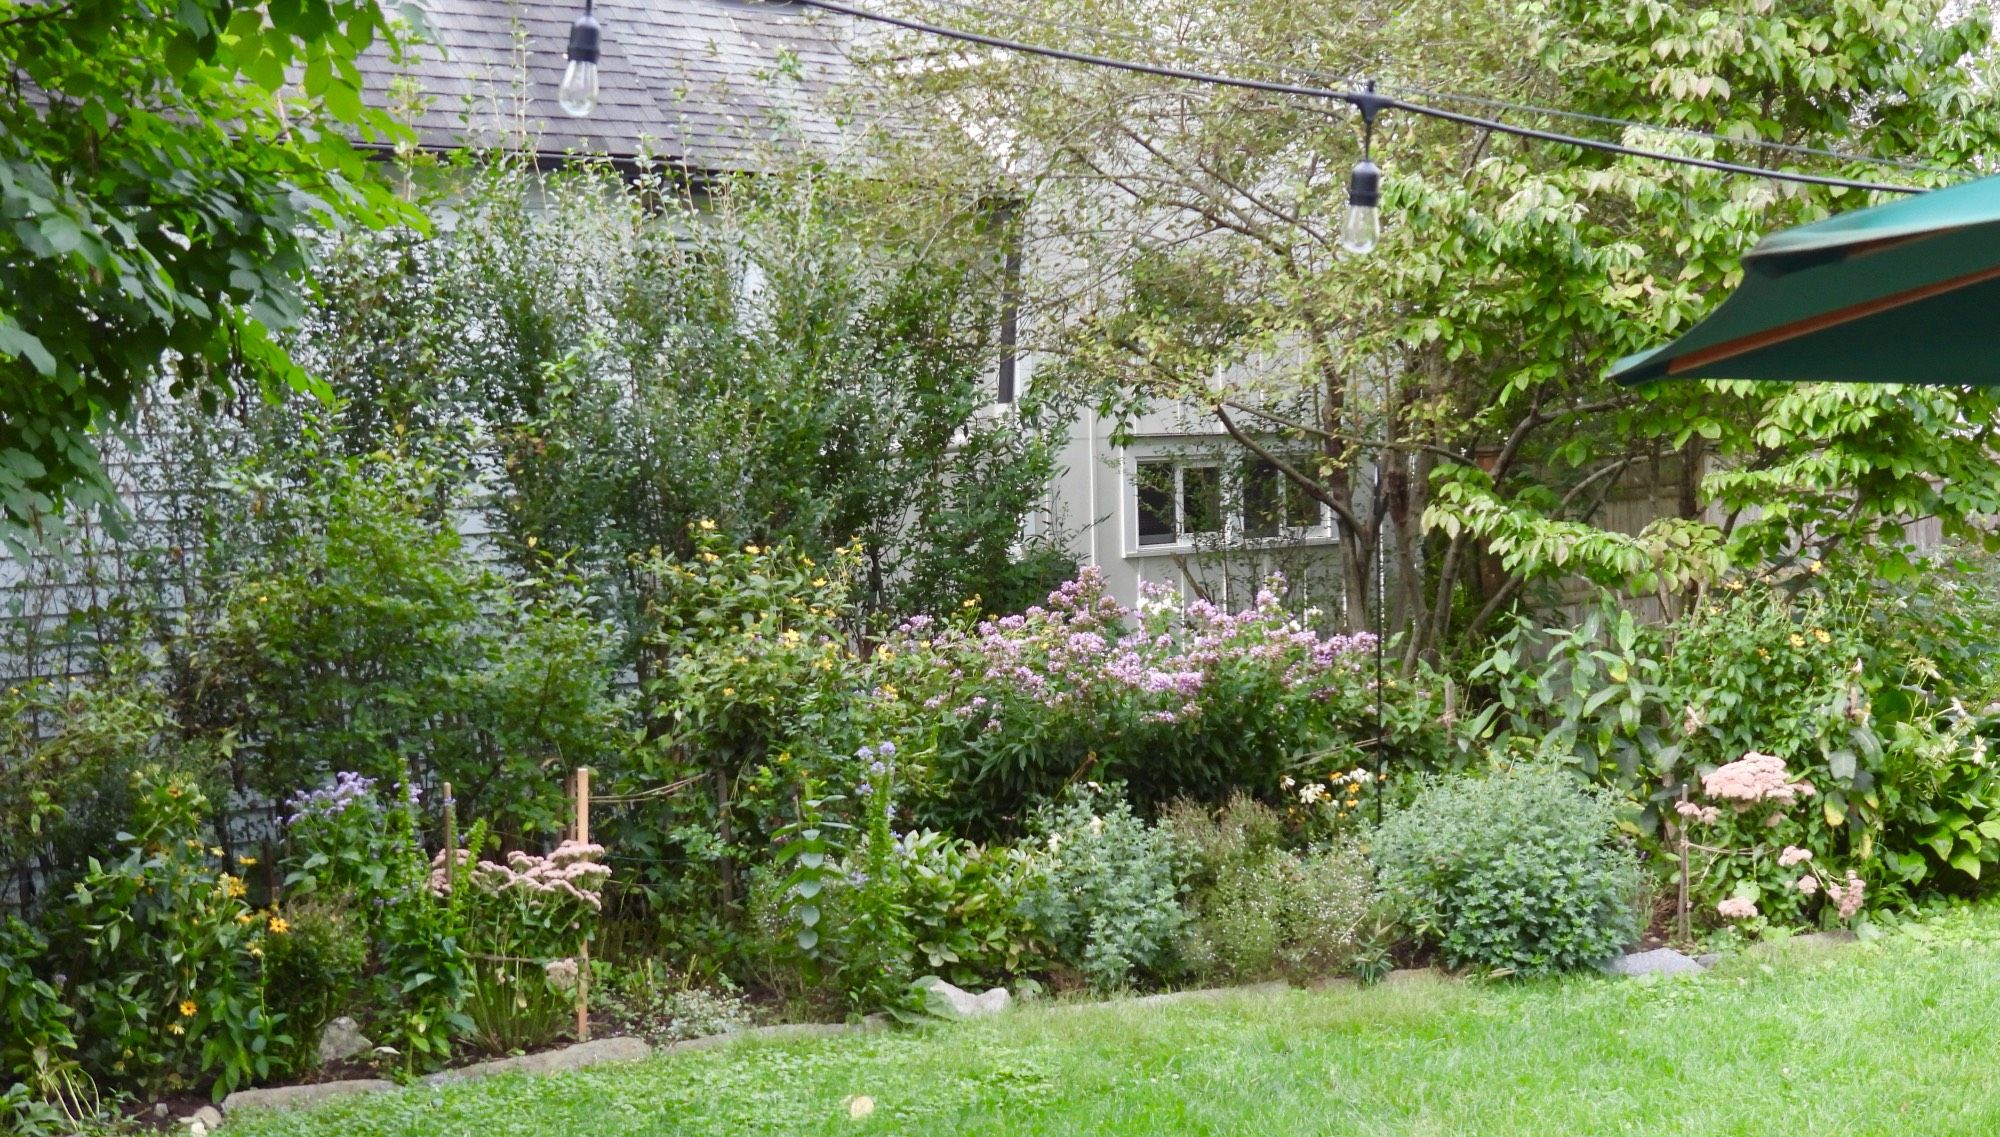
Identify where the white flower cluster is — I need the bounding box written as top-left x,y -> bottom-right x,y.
429,840 -> 611,909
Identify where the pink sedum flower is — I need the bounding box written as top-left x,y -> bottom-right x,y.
1717,897 -> 1759,921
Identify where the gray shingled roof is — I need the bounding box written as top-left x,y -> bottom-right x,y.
361,0 -> 865,170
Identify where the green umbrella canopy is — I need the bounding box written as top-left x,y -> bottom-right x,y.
1609,173 -> 2000,386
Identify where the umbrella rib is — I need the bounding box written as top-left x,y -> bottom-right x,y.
1667,262 -> 2000,376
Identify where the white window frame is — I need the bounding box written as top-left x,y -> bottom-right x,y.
1121,442 -> 1338,558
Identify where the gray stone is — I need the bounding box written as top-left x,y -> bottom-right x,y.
924,980 -> 1013,1019
1695,953 -> 1723,969
153,1103 -> 170,1119
1605,948 -> 1705,978
1128,981 -> 1289,1008
422,1036 -> 652,1086
221,1078 -> 397,1114
315,1016 -> 373,1066
1384,967 -> 1441,985
185,1105 -> 223,1131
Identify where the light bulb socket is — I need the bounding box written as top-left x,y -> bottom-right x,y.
566,13 -> 601,64
1347,159 -> 1381,210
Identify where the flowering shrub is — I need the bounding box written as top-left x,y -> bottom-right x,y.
1021,786 -> 1183,991
623,528 -> 867,957
429,838 -> 610,1054
874,570 -> 1386,833
1375,764 -> 1640,976
280,768 -> 471,1073
37,769 -> 290,1099
1675,751 -> 1865,930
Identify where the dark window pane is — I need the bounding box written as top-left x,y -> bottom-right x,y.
1137,461 -> 1176,545
1244,458 -> 1281,538
1183,465 -> 1222,535
1285,473 -> 1321,529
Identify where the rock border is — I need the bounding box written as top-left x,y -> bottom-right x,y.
219,1017 -> 893,1117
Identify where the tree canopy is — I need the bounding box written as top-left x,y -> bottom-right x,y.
867,0 -> 2000,661
0,0 -> 417,550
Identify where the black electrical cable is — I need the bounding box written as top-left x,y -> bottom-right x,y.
785,0 -> 1929,195
906,0 -> 1954,178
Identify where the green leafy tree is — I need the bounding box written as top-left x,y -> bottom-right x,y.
0,0 -> 418,548
872,0 -> 2000,661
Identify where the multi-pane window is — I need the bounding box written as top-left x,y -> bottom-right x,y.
1136,459 -> 1224,546
1134,455 -> 1326,548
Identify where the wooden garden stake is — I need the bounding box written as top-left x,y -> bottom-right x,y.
1676,785 -> 1692,945
573,767 -> 591,1042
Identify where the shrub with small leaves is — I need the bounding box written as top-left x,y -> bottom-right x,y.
1375,764 -> 1639,976
1166,796 -> 1375,982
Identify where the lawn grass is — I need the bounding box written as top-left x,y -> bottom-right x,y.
229,908 -> 2000,1136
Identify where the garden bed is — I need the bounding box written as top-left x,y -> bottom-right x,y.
218,903 -> 2000,1136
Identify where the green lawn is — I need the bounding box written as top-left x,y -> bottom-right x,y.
231,910 -> 2000,1136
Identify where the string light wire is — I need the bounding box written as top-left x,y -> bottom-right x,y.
778,0 -> 1930,195
897,0 -> 1955,178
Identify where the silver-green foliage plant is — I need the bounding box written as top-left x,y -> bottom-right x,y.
1022,786 -> 1182,991
1375,764 -> 1639,976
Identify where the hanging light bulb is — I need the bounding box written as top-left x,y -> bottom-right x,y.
1341,157 -> 1381,255
1340,82 -> 1386,256
559,3 -> 601,118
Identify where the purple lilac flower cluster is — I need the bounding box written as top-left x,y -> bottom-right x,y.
882,567 -> 1377,728
285,771 -> 380,826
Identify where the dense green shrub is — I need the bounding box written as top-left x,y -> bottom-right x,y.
0,652 -> 226,907
262,897 -> 367,1074
1166,796 -> 1375,982
189,451 -> 628,842
1022,787 -> 1183,991
1375,764 -> 1640,976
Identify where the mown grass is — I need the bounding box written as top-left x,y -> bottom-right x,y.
230,908 -> 2000,1136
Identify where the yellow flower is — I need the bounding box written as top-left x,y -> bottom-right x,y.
782,629 -> 802,644
878,648 -> 895,663
722,687 -> 736,698
700,552 -> 720,563
248,945 -> 263,960
1808,560 -> 1823,575
698,518 -> 717,531
236,912 -> 256,925
220,875 -> 247,899
209,846 -> 223,857
1813,628 -> 1831,644
166,1022 -> 185,1036
745,544 -> 761,555
801,556 -> 815,568
179,1000 -> 197,1017
813,578 -> 828,588
237,854 -> 257,866
268,917 -> 290,935
1789,634 -> 1806,648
